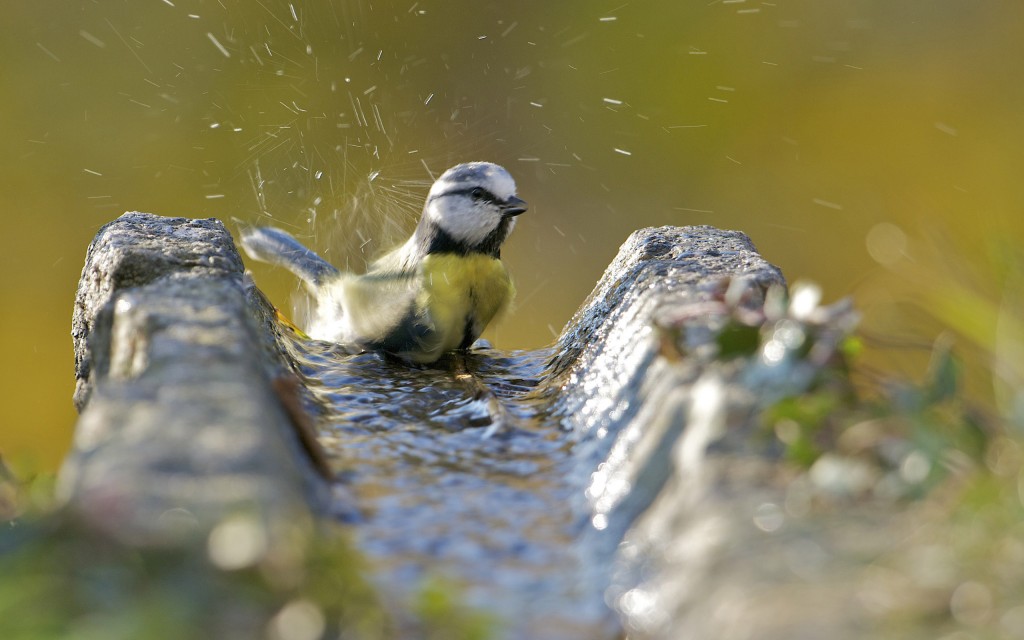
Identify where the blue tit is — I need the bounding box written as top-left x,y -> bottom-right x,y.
240,162 -> 528,364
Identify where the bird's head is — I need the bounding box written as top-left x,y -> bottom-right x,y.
420,162 -> 527,255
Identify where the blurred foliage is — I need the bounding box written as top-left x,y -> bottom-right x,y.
0,464 -> 494,640
414,579 -> 496,640
683,271 -> 1009,499
696,249 -> 1024,637
764,334 -> 989,496
861,242 -> 1024,639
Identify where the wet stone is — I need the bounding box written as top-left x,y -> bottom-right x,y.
64,212 -> 327,545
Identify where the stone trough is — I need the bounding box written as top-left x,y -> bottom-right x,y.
63,212 -> 821,639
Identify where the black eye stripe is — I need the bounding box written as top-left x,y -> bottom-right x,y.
430,187 -> 500,204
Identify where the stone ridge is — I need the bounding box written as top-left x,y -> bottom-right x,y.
63,212 -> 326,544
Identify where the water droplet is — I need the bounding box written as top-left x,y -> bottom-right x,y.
753,502 -> 784,532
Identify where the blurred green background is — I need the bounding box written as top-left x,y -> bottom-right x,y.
3,0 -> 1022,470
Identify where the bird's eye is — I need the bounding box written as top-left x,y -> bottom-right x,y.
470,187 -> 485,200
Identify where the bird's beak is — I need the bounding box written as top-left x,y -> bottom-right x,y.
502,195 -> 528,217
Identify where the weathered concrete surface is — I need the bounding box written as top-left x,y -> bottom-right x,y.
544,228 -> 878,640
538,226 -> 789,635
62,212 -> 327,542
547,226 -> 785,531
549,225 -> 784,425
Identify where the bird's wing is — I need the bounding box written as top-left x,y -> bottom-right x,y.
239,226 -> 340,288
324,270 -> 441,360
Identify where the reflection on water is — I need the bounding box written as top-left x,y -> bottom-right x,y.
288,338 -> 609,638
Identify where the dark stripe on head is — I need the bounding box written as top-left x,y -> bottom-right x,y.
427,186 -> 500,206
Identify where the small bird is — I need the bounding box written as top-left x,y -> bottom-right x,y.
240,162 -> 527,364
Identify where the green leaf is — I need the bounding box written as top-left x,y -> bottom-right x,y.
716,322 -> 761,358
925,336 -> 960,404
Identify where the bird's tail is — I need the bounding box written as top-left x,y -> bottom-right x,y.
239,226 -> 341,288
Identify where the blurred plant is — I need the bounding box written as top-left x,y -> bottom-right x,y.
890,231 -> 1024,431
696,233 -> 1024,638
764,331 -> 988,499
0,467 -> 494,640
414,578 -> 496,640
666,278 -> 993,503
855,231 -> 1024,638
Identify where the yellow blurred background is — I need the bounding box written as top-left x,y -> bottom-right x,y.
3,0 -> 1022,470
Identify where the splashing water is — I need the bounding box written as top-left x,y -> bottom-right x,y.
286,338 -> 613,638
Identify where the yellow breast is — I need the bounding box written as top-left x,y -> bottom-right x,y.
419,253 -> 514,354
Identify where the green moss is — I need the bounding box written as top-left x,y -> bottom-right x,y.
414,578 -> 496,640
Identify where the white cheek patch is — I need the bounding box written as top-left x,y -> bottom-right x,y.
429,198 -> 499,246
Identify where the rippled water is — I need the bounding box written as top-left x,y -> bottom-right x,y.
287,338 -> 612,639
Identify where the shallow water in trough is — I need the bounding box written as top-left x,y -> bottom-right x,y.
289,339 -> 616,639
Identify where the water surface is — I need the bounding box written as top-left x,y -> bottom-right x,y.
290,340 -> 611,638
